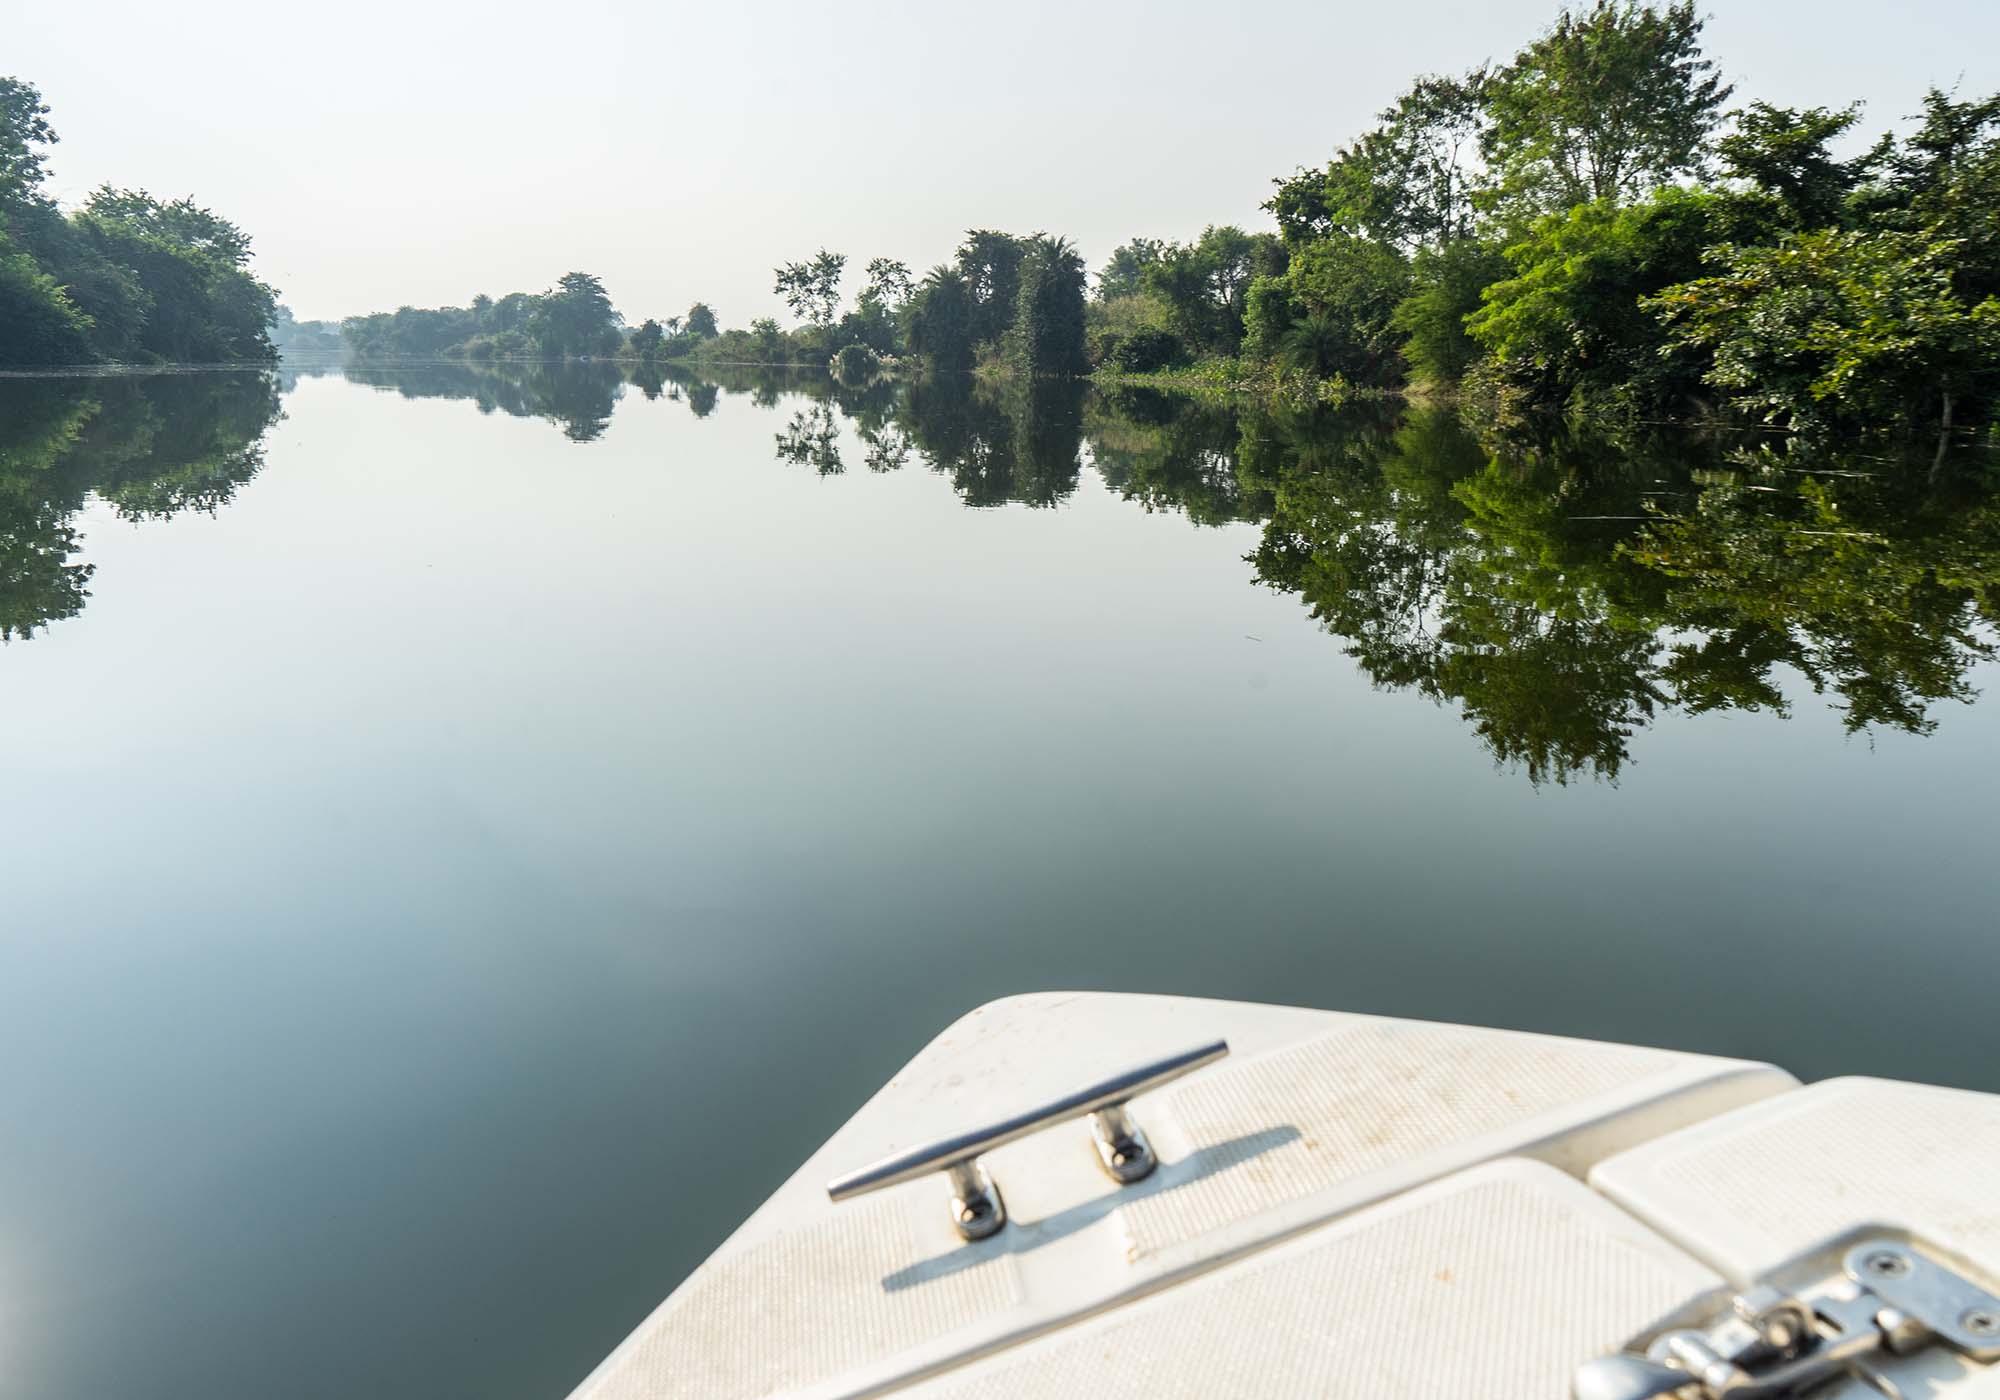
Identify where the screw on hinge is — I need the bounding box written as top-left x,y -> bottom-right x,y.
1863,1250 -> 1913,1279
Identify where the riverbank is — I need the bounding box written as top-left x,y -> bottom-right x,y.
1090,358 -> 1397,406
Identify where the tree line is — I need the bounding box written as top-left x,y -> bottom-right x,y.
666,232 -> 1089,383
334,230 -> 1094,386
11,1 -> 2000,455
547,0 -> 2000,453
0,78 -> 277,367
1088,2 -> 2000,452
340,273 -> 721,364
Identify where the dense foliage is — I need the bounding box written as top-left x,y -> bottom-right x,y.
0,78 -> 278,366
1084,1 -> 2000,455
342,272 -> 674,361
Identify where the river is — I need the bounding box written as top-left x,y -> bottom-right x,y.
1,361 -> 1994,1399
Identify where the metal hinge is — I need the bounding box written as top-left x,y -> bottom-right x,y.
1575,1238 -> 2000,1400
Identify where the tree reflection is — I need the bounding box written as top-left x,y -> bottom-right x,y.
702,365 -> 1087,506
775,401 -> 844,475
21,357 -> 1987,788
1086,388 -> 1266,525
344,360 -> 623,442
550,358 -> 1996,784
1246,408 -> 1999,782
0,372 -> 282,640
900,373 -> 1084,507
1634,464 -> 2000,735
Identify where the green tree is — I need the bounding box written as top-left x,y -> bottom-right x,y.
1010,236 -> 1089,378
0,76 -> 57,205
1717,102 -> 1884,229
1241,275 -> 1301,362
860,258 -> 913,312
1086,276 -> 1179,368
1390,238 -> 1511,382
1267,167 -> 1338,248
954,230 -> 1030,347
630,318 -> 665,359
1284,234 -> 1412,383
1280,74 -> 1490,252
1883,88 -> 2000,307
832,297 -> 899,357
833,342 -> 881,382
1467,188 -> 1743,409
83,188 -> 254,264
344,303 -> 484,359
904,265 -> 977,375
748,317 -> 787,362
492,291 -> 537,332
1890,88 -> 2000,204
1648,227 -> 2000,446
774,249 -> 846,329
1144,244 -> 1221,352
685,302 -> 719,338
0,81 -> 279,367
1277,313 -> 1351,378
15,209 -> 153,359
1481,2 -> 1731,217
0,233 -> 94,366
1096,238 -> 1165,301
75,189 -> 277,362
1142,226 -> 1271,355
530,271 -> 621,358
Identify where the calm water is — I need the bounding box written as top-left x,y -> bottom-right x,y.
1,363 -> 1996,1400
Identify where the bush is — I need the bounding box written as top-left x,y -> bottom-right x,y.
456,330 -> 533,361
832,342 -> 882,382
1108,327 -> 1186,372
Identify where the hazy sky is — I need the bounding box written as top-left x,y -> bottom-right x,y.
15,0 -> 2000,325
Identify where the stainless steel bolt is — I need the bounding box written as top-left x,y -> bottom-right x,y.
1963,1308 -> 2000,1337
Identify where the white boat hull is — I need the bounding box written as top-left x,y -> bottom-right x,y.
569,993 -> 1999,1399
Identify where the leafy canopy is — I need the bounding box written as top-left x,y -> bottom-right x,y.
774,250 -> 846,329
1649,228 -> 2000,434
1481,1 -> 1731,216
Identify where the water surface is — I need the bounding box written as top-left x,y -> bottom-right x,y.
1,363 -> 1995,1400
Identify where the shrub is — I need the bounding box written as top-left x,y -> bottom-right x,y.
1109,327 -> 1186,372
832,342 -> 882,382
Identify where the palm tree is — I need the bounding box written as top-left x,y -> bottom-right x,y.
1279,313 -> 1348,379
